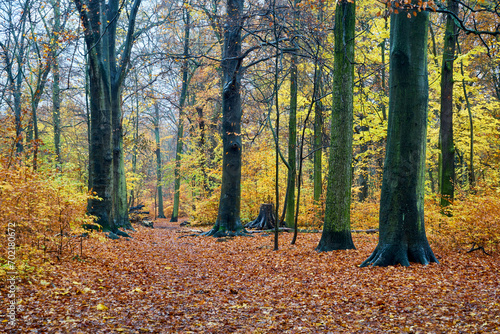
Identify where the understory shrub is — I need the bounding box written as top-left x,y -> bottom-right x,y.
0,161 -> 95,277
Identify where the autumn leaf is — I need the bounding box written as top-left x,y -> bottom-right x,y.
96,303 -> 108,311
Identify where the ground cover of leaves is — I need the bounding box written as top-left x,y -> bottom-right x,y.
3,220 -> 500,333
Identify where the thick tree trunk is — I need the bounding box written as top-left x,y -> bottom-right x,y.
245,204 -> 276,230
87,54 -> 113,231
111,87 -> 130,228
316,0 -> 356,252
439,0 -> 458,207
361,9 -> 438,267
205,0 -> 245,236
75,0 -> 141,232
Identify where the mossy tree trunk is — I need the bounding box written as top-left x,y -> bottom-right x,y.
316,0 -> 356,252
205,0 -> 245,237
361,9 -> 438,267
439,0 -> 458,207
74,0 -> 141,231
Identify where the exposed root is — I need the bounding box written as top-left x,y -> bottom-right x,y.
360,243 -> 438,267
467,243 -> 491,256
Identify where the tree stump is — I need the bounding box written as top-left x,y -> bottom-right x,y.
245,204 -> 277,230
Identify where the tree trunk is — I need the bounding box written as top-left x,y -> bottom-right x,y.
316,0 -> 356,252
74,0 -> 141,232
154,102 -> 166,218
129,72 -> 140,207
313,71 -> 323,204
361,9 -> 438,267
313,2 -> 325,205
245,204 -> 276,230
171,0 -> 191,223
87,52 -> 113,231
285,54 -> 297,228
439,0 -> 458,207
52,0 -> 62,169
111,85 -> 130,228
205,0 -> 245,236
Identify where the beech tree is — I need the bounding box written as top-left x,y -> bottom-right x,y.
439,0 -> 458,207
361,7 -> 438,266
204,0 -> 245,236
171,0 -> 191,223
316,0 -> 355,252
74,0 -> 142,231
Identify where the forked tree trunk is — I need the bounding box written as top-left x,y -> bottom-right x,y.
361,9 -> 438,267
75,0 -> 141,232
205,0 -> 245,236
316,0 -> 355,252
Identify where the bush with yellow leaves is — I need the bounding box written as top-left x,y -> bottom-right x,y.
426,186 -> 500,254
0,160 -> 95,277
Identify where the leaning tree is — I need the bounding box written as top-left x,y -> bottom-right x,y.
361,6 -> 438,266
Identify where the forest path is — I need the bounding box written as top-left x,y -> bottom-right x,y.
6,222 -> 500,333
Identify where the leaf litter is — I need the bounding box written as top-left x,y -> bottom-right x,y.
3,220 -> 500,333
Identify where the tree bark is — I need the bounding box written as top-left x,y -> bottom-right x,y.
171,0 -> 191,223
51,0 -> 62,169
205,0 -> 245,236
285,54 -> 297,228
313,2 -> 325,205
361,9 -> 438,267
439,0 -> 458,207
74,0 -> 141,231
154,102 -> 165,218
316,0 -> 356,252
245,204 -> 276,230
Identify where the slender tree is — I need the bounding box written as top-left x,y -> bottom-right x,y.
171,0 -> 191,223
361,8 -> 438,267
0,0 -> 31,155
51,0 -> 62,169
316,0 -> 356,252
154,102 -> 166,218
285,0 -> 298,229
439,0 -> 458,207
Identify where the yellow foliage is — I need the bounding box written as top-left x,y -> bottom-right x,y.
426,187 -> 500,253
0,160 -> 94,277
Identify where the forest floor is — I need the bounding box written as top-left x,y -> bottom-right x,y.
3,219 -> 500,333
